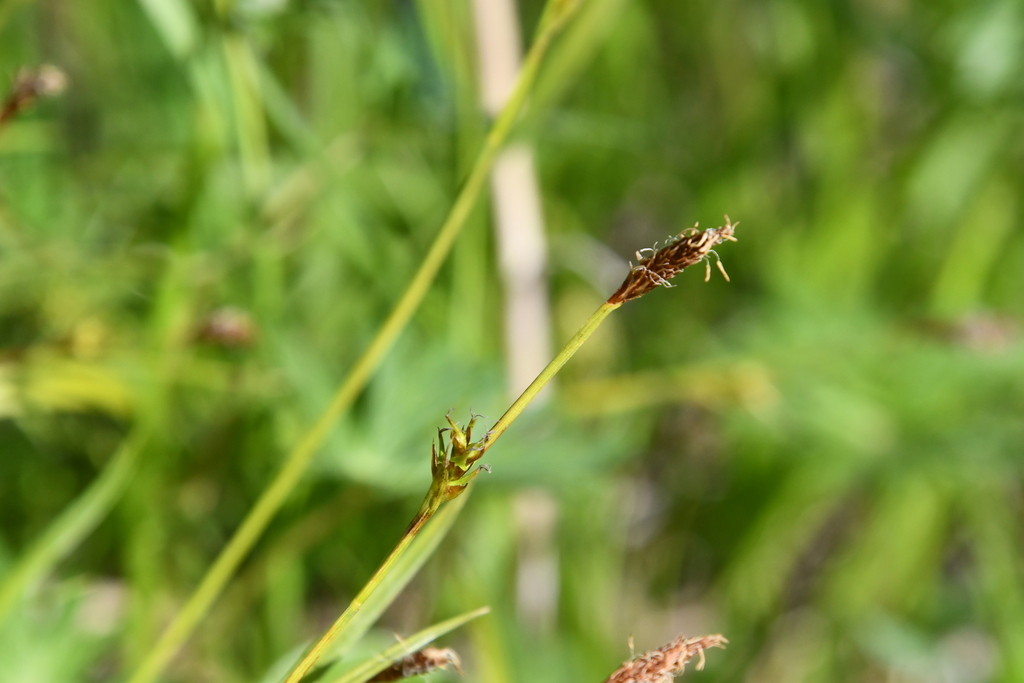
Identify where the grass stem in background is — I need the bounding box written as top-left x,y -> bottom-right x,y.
0,429 -> 145,623
124,4 -> 583,682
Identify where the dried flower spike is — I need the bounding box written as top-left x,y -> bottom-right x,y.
603,634 -> 728,683
0,65 -> 67,128
609,216 -> 738,305
369,647 -> 463,682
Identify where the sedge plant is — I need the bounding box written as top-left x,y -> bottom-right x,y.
281,218 -> 740,683
123,3 -> 587,682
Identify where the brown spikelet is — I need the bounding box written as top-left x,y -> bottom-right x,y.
608,216 -> 738,305
368,647 -> 462,682
0,65 -> 67,129
602,634 -> 728,683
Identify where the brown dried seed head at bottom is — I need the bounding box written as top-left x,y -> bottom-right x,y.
368,647 -> 462,682
603,634 -> 728,683
608,216 -> 738,305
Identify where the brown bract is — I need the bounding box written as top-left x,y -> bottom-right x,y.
368,647 -> 462,682
608,217 -> 738,305
603,634 -> 728,683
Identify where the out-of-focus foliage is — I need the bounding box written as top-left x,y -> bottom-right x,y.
2,0 -> 1024,682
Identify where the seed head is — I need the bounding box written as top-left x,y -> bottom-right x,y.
369,647 -> 462,682
603,634 -> 728,683
608,216 -> 738,305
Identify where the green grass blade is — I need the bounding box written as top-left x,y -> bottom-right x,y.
280,493 -> 471,683
962,481 -> 1024,681
330,492 -> 470,656
0,429 -> 145,623
322,606 -> 491,683
135,0 -> 198,59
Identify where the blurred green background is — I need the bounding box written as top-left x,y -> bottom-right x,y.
3,0 -> 1024,681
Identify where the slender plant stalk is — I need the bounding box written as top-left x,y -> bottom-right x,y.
0,429 -> 145,623
485,301 -> 618,445
282,298 -> 617,683
124,5 -> 583,683
281,521 -> 423,683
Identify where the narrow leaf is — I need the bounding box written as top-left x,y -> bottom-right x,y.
323,606 -> 490,683
328,493 -> 470,657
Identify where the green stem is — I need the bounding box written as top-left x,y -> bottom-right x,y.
124,5 -> 580,683
279,300 -> 620,683
0,429 -> 145,623
485,301 -> 619,447
293,303 -> 625,672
